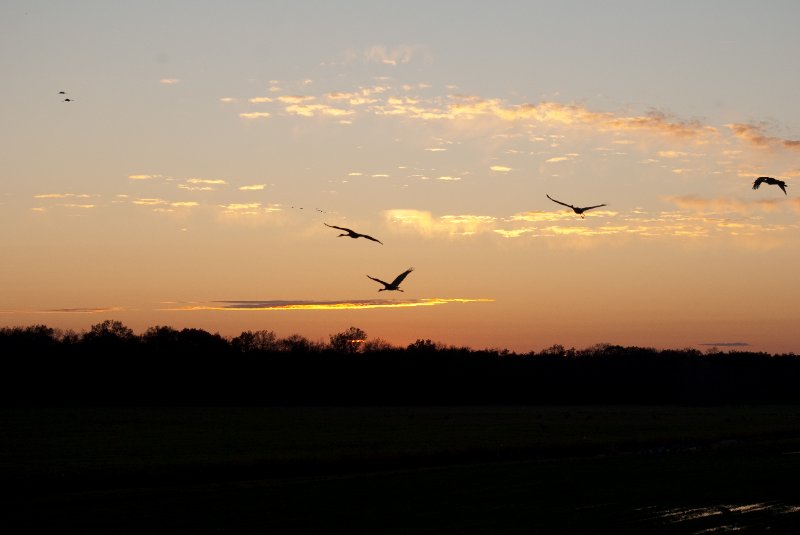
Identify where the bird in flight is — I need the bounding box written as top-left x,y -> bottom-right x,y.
325,223 -> 383,244
58,91 -> 66,94
367,267 -> 414,292
546,194 -> 606,218
752,176 -> 788,195
63,98 -> 74,102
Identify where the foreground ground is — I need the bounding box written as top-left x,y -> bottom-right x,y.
3,406 -> 800,533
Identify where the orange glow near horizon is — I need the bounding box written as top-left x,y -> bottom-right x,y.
164,298 -> 496,312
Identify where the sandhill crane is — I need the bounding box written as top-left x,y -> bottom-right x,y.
367,267 -> 414,292
752,176 -> 788,195
546,194 -> 606,218
325,223 -> 383,244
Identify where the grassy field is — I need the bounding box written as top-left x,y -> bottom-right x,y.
3,405 -> 800,533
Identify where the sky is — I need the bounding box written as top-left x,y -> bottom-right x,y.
2,1 -> 800,353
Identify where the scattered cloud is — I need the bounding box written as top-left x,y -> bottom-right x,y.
187,178 -> 227,185
170,201 -> 199,208
220,202 -> 262,211
278,95 -> 315,104
386,209 -> 496,236
657,150 -> 689,158
41,307 -> 122,314
663,195 -> 785,215
57,203 -> 96,209
248,97 -> 273,103
33,193 -> 92,199
698,342 -> 750,347
239,184 -> 266,191
160,78 -> 180,85
727,123 -> 800,151
284,103 -> 353,117
133,198 -> 167,206
167,298 -> 493,311
490,165 -> 512,172
219,97 -> 235,103
240,112 -> 271,119
345,44 -> 426,66
128,174 -> 161,180
178,185 -> 214,191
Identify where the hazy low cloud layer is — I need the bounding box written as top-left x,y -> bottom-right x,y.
168,298 -> 494,311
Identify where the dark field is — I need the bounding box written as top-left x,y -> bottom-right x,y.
3,406 -> 800,534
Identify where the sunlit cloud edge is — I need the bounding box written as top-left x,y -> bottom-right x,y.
164,298 -> 495,311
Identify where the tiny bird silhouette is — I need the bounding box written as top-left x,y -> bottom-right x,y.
325,223 -> 383,244
58,91 -> 66,94
367,267 -> 414,292
546,194 -> 606,218
752,176 -> 788,195
63,98 -> 74,102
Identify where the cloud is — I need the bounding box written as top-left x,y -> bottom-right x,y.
278,95 -> 316,104
348,44 -> 424,66
385,209 -> 496,236
248,97 -> 273,103
657,150 -> 689,158
436,176 -> 461,181
160,78 -> 180,85
187,178 -> 227,185
240,112 -> 271,119
698,342 -> 750,347
57,203 -> 96,209
220,202 -> 262,211
33,193 -> 91,199
284,103 -> 353,117
727,123 -> 800,151
219,97 -> 235,103
41,307 -> 122,314
133,198 -> 167,206
170,201 -> 199,208
128,174 -> 161,180
178,185 -> 214,191
490,165 -> 512,172
167,298 -> 493,311
663,195 -> 784,215
239,184 -> 266,191
371,96 -> 717,140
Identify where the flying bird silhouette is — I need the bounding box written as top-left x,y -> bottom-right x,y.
752,176 -> 788,195
546,194 -> 606,218
367,267 -> 414,292
58,91 -> 66,94
63,98 -> 74,102
325,223 -> 383,244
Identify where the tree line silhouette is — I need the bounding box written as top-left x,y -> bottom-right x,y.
2,320 -> 799,405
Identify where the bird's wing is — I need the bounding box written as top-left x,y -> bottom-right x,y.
583,204 -> 607,211
778,182 -> 788,194
362,234 -> 383,244
546,194 -> 573,209
367,275 -> 390,286
390,267 -> 414,287
753,177 -> 767,189
325,223 -> 352,232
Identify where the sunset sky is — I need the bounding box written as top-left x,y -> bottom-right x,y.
2,1 -> 800,352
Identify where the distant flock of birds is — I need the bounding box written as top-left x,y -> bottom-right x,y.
58,89 -> 790,292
